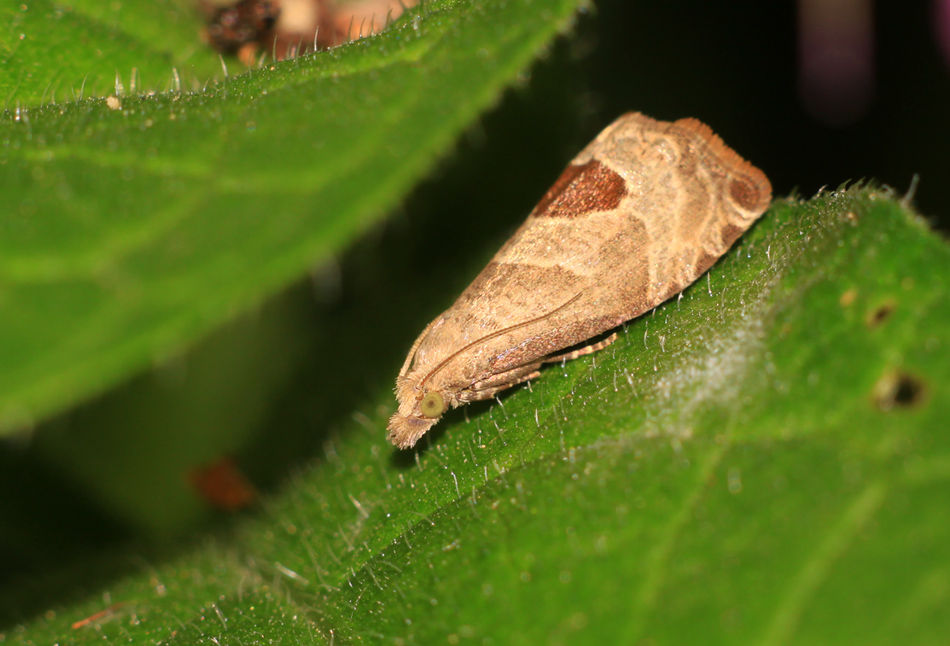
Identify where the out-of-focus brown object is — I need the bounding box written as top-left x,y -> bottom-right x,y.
202,0 -> 415,63
205,0 -> 282,56
188,456 -> 258,511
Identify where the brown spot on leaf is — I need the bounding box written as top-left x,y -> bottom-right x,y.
866,300 -> 895,328
872,370 -> 927,411
533,160 -> 626,218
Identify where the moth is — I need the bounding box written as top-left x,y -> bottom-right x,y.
388,112 -> 772,449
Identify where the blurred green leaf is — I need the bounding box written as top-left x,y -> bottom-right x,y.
8,188 -> 948,643
0,0 -> 216,105
0,0 -> 586,433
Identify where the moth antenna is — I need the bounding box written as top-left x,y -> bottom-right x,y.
420,292 -> 583,388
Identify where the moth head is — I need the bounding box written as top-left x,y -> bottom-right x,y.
387,387 -> 450,449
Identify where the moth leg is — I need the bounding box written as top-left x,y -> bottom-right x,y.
462,363 -> 542,402
464,373 -> 541,402
542,332 -> 618,364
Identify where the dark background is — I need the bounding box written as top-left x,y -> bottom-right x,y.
584,1 -> 950,231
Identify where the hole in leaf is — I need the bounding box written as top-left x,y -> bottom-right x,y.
872,370 -> 927,411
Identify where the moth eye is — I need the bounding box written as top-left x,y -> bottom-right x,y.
419,391 -> 446,418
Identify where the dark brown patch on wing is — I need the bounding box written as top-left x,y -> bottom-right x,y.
672,117 -> 772,215
533,163 -> 586,215
533,160 -> 627,218
729,175 -> 769,212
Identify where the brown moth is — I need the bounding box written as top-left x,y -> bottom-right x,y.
388,112 -> 772,449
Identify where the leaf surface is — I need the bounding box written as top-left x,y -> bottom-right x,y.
8,188 -> 949,644
0,0 -> 584,432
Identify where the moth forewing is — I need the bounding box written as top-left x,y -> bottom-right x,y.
387,111 -> 772,449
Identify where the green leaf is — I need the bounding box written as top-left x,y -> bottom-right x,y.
8,188 -> 948,643
0,0 -> 219,105
0,0 -> 585,433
